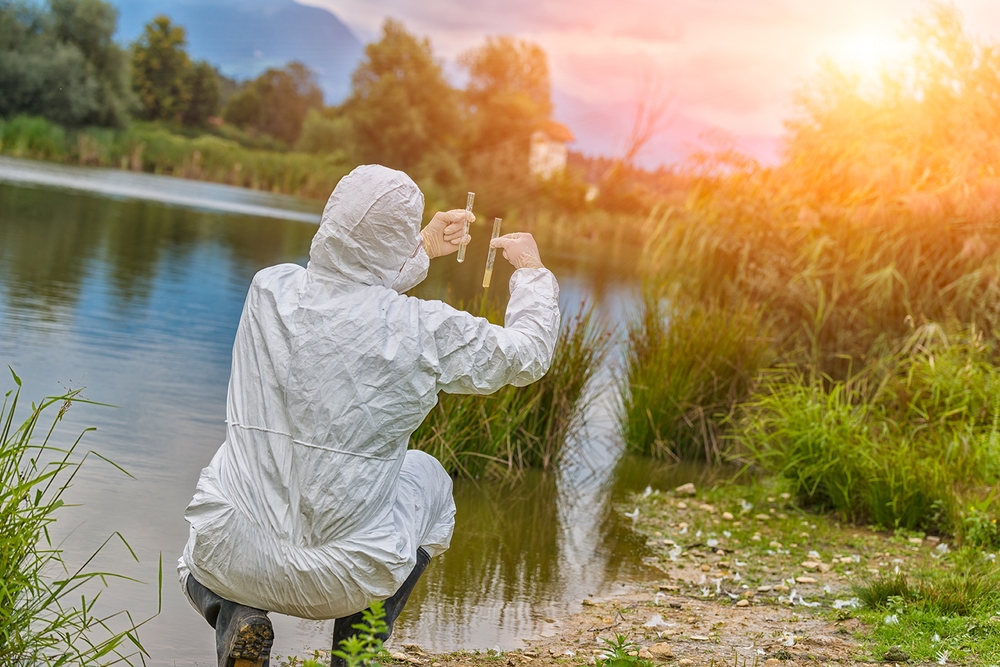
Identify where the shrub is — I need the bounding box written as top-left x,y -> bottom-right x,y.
736,324 -> 1000,536
619,293 -> 774,462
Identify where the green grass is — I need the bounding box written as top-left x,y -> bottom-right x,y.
0,115 -> 352,200
619,294 -> 774,462
734,324 -> 1000,539
411,302 -> 611,479
0,370 -> 159,666
854,548 -> 1000,663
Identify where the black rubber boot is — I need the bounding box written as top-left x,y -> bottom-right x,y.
330,547 -> 431,667
187,575 -> 274,667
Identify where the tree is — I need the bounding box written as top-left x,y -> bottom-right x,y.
342,19 -> 460,173
222,62 -> 322,145
0,0 -> 132,127
460,36 -> 553,155
182,61 -> 220,127
130,15 -> 192,121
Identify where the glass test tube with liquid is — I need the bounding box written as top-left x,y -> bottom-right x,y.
456,192 -> 475,263
482,217 -> 502,288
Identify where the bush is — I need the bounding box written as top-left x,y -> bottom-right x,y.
619,294 -> 774,462
0,370 -> 158,665
736,324 -> 1000,536
411,302 -> 611,479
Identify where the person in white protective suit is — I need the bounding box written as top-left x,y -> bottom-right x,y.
177,164 -> 561,667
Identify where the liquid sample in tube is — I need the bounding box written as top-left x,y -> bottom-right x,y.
456,192 -> 475,263
482,217 -> 502,288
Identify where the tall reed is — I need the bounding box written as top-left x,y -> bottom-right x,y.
618,294 -> 774,462
1,370 -> 158,666
411,302 -> 611,479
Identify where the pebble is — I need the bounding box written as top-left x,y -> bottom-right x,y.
582,599 -> 596,606
908,537 -> 923,545
700,564 -> 712,572
647,643 -> 675,659
736,599 -> 750,607
796,576 -> 818,584
675,482 -> 697,496
755,513 -> 771,521
757,585 -> 773,592
678,660 -> 695,667
769,541 -> 783,548
722,511 -> 735,520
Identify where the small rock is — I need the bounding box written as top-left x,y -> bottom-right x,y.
757,585 -> 773,592
907,537 -> 923,545
647,643 -> 675,659
801,561 -> 821,571
883,646 -> 910,662
678,660 -> 695,667
637,649 -> 653,660
689,635 -> 710,641
817,563 -> 832,573
774,584 -> 791,592
675,482 -> 697,496
582,599 -> 596,606
769,541 -> 783,548
677,502 -> 688,509
722,511 -> 735,520
926,536 -> 941,544
765,661 -> 781,667
795,576 -> 817,584
700,563 -> 712,572
755,513 -> 771,521
736,599 -> 750,607
699,503 -> 717,513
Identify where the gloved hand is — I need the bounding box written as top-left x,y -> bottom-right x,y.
420,209 -> 473,259
490,232 -> 545,270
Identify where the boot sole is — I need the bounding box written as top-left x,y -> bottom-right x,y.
225,615 -> 273,667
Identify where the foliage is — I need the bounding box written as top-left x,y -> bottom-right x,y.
294,108 -> 351,156
411,303 -> 611,479
0,0 -> 132,127
735,324 -> 1000,537
331,601 -> 389,667
0,369 -> 159,665
619,294 -> 774,462
223,62 -> 323,146
342,19 -> 461,179
784,3 -> 1000,207
181,60 -> 220,128
130,15 -> 192,122
595,634 -> 654,667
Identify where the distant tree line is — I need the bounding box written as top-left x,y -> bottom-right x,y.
0,0 -> 672,212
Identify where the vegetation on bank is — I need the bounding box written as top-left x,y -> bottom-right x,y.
0,370 -> 158,666
616,4 -> 1000,550
411,303 -> 611,480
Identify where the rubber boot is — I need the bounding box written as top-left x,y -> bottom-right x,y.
187,575 -> 274,667
330,547 -> 431,667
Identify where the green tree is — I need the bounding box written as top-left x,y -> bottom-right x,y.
182,60 -> 220,127
460,36 -> 552,155
342,19 -> 460,174
222,62 -> 322,145
0,0 -> 132,127
130,15 -> 192,121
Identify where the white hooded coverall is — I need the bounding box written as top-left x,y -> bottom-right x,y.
178,165 -> 561,620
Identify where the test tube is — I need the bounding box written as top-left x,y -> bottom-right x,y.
482,217 -> 503,289
456,192 -> 475,263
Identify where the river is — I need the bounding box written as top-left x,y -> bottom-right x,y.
0,157 -> 709,666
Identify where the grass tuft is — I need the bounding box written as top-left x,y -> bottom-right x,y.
411,302 -> 611,479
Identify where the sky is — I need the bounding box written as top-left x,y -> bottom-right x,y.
299,0 -> 1000,167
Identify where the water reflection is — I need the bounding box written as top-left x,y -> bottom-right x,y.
0,162 -> 658,665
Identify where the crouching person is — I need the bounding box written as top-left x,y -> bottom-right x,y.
177,165 -> 561,667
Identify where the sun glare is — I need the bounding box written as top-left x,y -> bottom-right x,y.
824,31 -> 912,78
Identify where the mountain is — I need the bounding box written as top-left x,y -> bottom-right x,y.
113,0 -> 364,103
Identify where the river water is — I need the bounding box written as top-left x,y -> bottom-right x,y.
0,157 -> 711,666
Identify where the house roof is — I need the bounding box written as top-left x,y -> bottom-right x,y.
539,120 -> 575,144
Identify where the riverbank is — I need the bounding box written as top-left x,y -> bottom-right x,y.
277,480 -> 1000,666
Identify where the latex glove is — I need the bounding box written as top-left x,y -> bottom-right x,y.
490,232 -> 545,270
420,209 -> 473,259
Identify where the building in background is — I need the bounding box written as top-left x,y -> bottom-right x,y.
529,121 -> 575,179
